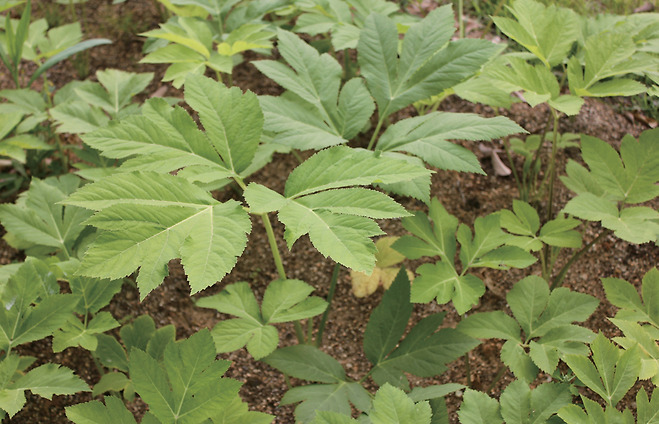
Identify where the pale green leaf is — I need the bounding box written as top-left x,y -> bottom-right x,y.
458,389 -> 502,424
184,75 -> 263,174
376,113 -> 524,174
65,172 -> 251,298
0,174 -> 91,255
130,329 -> 242,423
368,384 -> 432,424
66,396 -> 137,424
493,0 -> 578,67
359,9 -> 500,118
458,311 -> 520,341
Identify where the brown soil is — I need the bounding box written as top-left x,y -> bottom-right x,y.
1,1 -> 657,423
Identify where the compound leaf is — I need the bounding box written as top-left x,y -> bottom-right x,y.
130,329 -> 241,423
65,172 -> 251,298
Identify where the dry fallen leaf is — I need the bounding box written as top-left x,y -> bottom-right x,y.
350,237 -> 414,297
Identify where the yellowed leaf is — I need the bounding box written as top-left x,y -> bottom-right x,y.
351,268 -> 381,297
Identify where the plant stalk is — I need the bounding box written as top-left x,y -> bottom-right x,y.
260,213 -> 287,281
315,262 -> 340,347
550,229 -> 611,290
457,0 -> 464,38
367,117 -> 385,150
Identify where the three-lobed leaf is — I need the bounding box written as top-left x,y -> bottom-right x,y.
196,279 -> 327,359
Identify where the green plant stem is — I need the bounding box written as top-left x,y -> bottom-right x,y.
539,247 -> 548,281
291,149 -> 304,164
464,351 -> 472,388
550,229 -> 611,290
483,0 -> 506,35
486,364 -> 507,392
545,108 -> 560,222
343,50 -> 352,81
306,318 -> 314,342
541,109 -> 560,275
315,262 -> 340,347
294,321 -> 306,344
457,0 -> 464,38
260,213 -> 287,281
367,117 -> 385,150
503,141 -> 524,200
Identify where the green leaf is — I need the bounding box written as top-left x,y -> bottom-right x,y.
499,380 -> 572,424
184,75 -> 263,174
501,340 -> 538,382
64,172 -> 251,298
0,362 -> 88,417
603,268 -> 659,326
255,30 -> 374,149
458,311 -> 520,341
310,410 -> 358,424
0,174 -> 91,256
209,393 -> 274,424
130,329 -> 242,423
359,7 -> 500,118
281,382 -> 354,423
198,280 -> 326,359
275,146 -> 426,272
66,396 -> 137,424
284,146 -> 429,198
52,312 -> 119,352
73,69 -> 153,116
637,387 -> 659,424
91,372 -> 131,397
81,98 -> 230,178
375,113 -> 525,174
365,270 -> 478,387
532,287 -> 599,338
49,101 -> 110,134
368,384 -> 432,424
28,38 -> 112,87
538,217 -> 582,248
364,268 -> 413,365
458,389 -> 502,424
265,345 -> 346,384
500,200 -> 540,236
564,333 -> 640,406
394,198 -> 459,263
568,32 -> 653,97
68,276 -> 123,315
0,286 -> 77,352
506,275 -> 550,337
261,279 -> 327,323
493,0 -> 578,67
412,263 -> 483,314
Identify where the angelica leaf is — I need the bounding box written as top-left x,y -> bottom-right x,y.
0,174 -> 91,257
64,172 -> 251,298
255,30 -> 373,149
368,384 -> 432,424
375,113 -> 525,174
564,333 -> 640,406
246,146 -> 427,273
0,361 -> 88,418
365,270 -> 478,389
458,390 -> 502,424
562,130 -> 659,244
568,32 -> 652,97
493,0 -> 578,67
359,9 -> 501,119
197,280 -> 326,359
66,396 -> 137,424
130,329 -> 241,423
